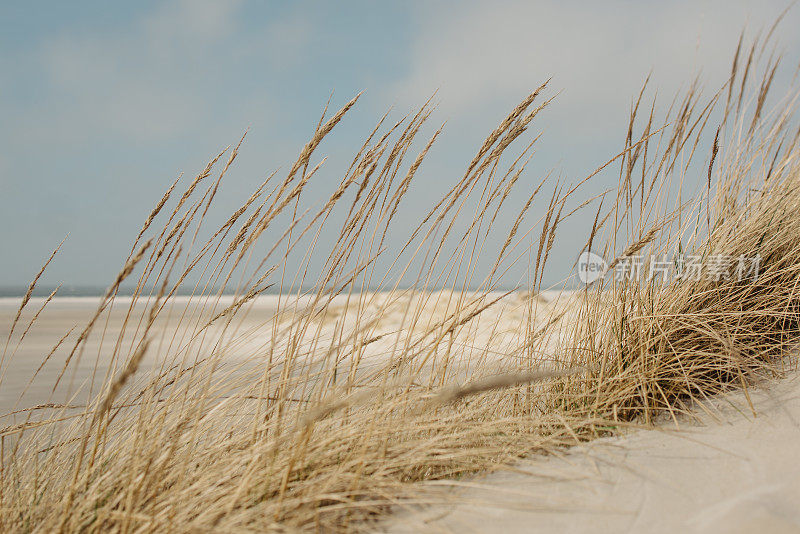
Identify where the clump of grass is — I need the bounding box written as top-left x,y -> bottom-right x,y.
1,30 -> 800,532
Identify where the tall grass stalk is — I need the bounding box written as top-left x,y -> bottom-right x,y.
2,32 -> 800,532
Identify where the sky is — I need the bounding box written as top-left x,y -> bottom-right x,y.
2,1 -> 800,293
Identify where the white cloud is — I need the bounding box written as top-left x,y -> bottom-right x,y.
391,0 -> 800,133
144,0 -> 243,52
25,0 -> 246,144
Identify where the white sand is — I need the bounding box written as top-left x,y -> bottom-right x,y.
386,372 -> 800,533
0,291 -> 572,417
7,293 -> 798,533
0,296 -> 283,416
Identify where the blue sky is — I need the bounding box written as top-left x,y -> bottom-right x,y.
2,1 -> 799,291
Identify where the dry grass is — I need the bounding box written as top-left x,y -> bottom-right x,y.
2,31 -> 800,532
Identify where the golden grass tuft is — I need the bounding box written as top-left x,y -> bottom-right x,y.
2,30 -> 800,532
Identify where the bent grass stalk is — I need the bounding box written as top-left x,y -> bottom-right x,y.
2,32 -> 800,532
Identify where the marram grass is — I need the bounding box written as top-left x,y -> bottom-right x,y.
2,33 -> 800,532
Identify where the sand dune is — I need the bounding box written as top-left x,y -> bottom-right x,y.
386,372 -> 800,533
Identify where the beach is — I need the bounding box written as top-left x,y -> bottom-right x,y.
4,294 -> 799,532
0,290 -> 572,422
0,296 -> 279,418
385,372 -> 800,533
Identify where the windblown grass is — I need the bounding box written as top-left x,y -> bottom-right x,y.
2,31 -> 800,532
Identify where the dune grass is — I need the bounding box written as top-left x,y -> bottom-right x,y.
2,32 -> 800,532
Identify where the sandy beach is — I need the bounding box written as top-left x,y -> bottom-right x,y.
0,296 -> 282,418
386,371 -> 800,533
4,294 -> 799,533
0,290 -> 573,417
